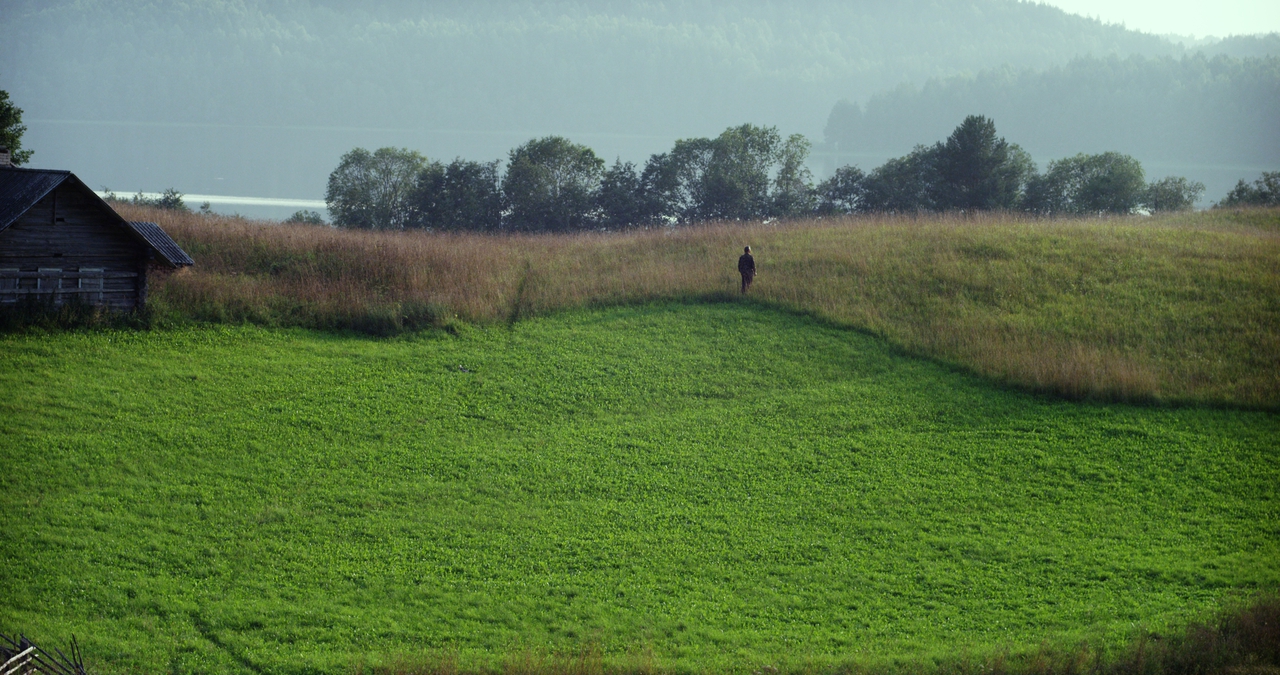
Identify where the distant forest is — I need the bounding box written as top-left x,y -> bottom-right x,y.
0,0 -> 1212,137
825,50 -> 1280,167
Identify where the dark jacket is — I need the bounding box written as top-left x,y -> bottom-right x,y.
738,253 -> 755,275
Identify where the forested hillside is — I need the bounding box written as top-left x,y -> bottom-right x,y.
1198,33 -> 1280,58
0,0 -> 1211,206
0,0 -> 1188,135
825,52 -> 1280,166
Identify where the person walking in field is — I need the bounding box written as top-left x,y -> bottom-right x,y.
738,245 -> 756,294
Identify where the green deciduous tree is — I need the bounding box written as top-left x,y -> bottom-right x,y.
816,165 -> 866,215
642,125 -> 816,223
1216,172 -> 1280,207
772,134 -> 817,217
1025,152 -> 1146,215
597,159 -> 652,229
861,146 -> 940,212
700,124 -> 782,220
0,90 -> 33,166
1143,176 -> 1205,212
503,136 -> 604,232
325,147 -> 428,230
642,137 -> 717,224
415,159 -> 505,232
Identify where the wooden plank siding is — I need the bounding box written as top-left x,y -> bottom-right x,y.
0,183 -> 148,310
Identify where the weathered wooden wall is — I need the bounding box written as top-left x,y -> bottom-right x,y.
0,183 -> 147,310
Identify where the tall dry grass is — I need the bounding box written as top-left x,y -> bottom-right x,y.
120,205 -> 1280,408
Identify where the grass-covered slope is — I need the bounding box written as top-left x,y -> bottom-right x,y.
1,303 -> 1276,674
129,205 -> 1280,407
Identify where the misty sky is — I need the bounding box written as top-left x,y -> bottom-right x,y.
1039,0 -> 1280,37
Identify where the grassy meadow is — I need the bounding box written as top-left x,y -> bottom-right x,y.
122,205 -> 1280,408
2,302 -> 1278,674
2,207 -> 1279,674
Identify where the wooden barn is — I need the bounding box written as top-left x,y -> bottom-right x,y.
0,163 -> 193,312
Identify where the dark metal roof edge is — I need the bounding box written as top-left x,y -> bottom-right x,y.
0,167 -> 72,177
126,220 -> 195,267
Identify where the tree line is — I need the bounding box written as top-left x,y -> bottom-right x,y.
842,116 -> 1206,215
326,125 -> 820,232
325,116 -> 1213,232
1218,172 -> 1280,208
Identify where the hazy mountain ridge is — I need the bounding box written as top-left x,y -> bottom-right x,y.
3,0 -> 1189,136
1186,33 -> 1280,58
824,50 -> 1280,167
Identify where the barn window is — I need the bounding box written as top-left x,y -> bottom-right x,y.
79,268 -> 104,302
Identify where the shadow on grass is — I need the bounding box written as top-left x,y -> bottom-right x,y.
0,296 -> 153,334
357,596 -> 1279,675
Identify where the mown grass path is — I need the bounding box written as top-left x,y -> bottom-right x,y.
1,303 -> 1277,674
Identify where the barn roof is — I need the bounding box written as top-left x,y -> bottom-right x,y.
0,167 -> 193,267
126,221 -> 195,266
0,168 -> 71,230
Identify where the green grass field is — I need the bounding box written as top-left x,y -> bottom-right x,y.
1,302 -> 1277,674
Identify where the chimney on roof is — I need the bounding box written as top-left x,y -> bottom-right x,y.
0,147 -> 10,168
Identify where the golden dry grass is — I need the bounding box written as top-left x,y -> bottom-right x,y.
119,204 -> 1280,408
